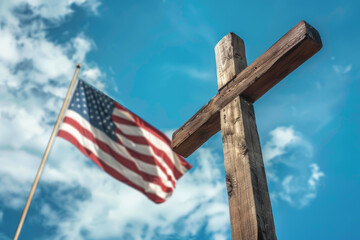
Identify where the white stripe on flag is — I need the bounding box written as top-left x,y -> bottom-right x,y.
59,122 -> 171,199
114,131 -> 177,183
61,110 -> 175,190
112,108 -> 135,122
112,108 -> 188,174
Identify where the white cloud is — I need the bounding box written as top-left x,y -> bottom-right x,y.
80,66 -> 104,89
333,64 -> 352,74
0,28 -> 20,63
1,143 -> 230,239
263,126 -> 313,168
308,163 -> 325,189
35,146 -> 230,240
1,122 -> 230,238
277,163 -> 325,208
263,126 -> 301,164
164,65 -> 215,82
182,67 -> 214,81
0,0 -> 101,24
263,126 -> 324,208
0,1 -> 104,151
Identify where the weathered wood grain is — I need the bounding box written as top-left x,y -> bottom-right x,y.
172,20 -> 322,157
216,33 -> 276,240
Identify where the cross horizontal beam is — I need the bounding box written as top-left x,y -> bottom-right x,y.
172,21 -> 322,157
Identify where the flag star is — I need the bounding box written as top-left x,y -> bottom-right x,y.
76,98 -> 80,101
83,110 -> 87,114
90,115 -> 93,119
77,104 -> 81,108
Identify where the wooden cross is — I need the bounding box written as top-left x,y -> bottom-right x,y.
171,21 -> 322,239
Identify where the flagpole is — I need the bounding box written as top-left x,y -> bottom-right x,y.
13,64 -> 81,240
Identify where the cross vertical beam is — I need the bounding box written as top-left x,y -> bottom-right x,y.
215,33 -> 276,239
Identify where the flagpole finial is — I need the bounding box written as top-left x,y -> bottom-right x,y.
77,63 -> 81,68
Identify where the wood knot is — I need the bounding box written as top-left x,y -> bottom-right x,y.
226,174 -> 238,198
233,116 -> 242,124
226,174 -> 233,198
241,144 -> 248,156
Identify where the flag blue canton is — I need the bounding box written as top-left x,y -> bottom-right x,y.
68,79 -> 117,141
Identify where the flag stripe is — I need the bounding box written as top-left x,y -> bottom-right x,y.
64,110 -> 177,185
60,117 -> 174,194
113,105 -> 191,171
111,115 -> 191,173
59,123 -> 172,198
114,130 -> 177,185
113,126 -> 183,180
57,130 -> 167,204
115,103 -> 171,144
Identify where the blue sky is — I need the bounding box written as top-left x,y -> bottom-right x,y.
0,0 -> 359,239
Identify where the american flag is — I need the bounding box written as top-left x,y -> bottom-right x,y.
58,80 -> 192,203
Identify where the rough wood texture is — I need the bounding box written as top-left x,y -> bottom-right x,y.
172,20 -> 322,157
223,98 -> 276,240
216,33 -> 247,89
215,33 -> 276,239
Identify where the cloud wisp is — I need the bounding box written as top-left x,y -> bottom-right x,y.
263,126 -> 324,209
162,64 -> 215,82
332,64 -> 352,74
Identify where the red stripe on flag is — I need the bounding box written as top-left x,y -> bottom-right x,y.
111,109 -> 192,171
58,130 -> 166,204
113,126 -> 183,180
114,103 -> 171,144
112,115 -> 138,127
62,117 -> 174,193
64,116 -> 177,186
